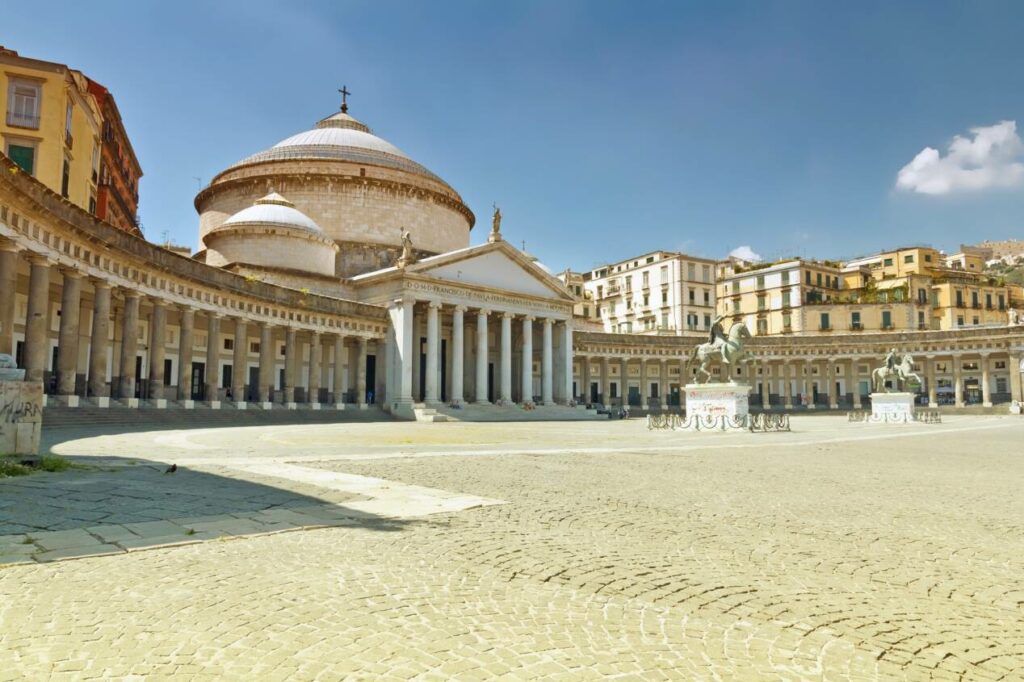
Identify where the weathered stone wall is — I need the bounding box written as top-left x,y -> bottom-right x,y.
0,381 -> 42,455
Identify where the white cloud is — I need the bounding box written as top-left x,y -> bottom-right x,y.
729,245 -> 762,262
896,120 -> 1024,195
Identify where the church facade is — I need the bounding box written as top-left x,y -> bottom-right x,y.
0,101 -> 1022,418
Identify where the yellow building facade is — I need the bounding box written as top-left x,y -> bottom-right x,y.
1,46 -> 102,215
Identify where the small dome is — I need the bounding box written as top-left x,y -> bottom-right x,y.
220,192 -> 323,234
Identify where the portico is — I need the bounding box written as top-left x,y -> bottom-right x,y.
352,240 -> 577,418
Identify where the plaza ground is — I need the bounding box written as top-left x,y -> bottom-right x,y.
1,416 -> 1023,680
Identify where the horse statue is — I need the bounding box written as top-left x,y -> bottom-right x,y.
688,320 -> 752,384
871,351 -> 922,393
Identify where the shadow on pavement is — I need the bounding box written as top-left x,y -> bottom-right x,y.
0,455 -> 418,566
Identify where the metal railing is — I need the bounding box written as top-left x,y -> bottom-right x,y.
6,111 -> 40,128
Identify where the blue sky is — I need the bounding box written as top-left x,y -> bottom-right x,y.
6,1 -> 1024,271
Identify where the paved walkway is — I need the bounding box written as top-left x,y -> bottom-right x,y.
1,416 -> 1023,679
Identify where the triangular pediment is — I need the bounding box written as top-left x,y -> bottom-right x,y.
412,242 -> 574,301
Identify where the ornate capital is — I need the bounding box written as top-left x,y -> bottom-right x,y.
453,304 -> 468,314
477,308 -> 492,317
427,300 -> 443,310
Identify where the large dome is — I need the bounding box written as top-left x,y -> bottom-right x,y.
195,102 -> 476,278
226,111 -> 449,186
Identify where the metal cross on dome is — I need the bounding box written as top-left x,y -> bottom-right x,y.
338,85 -> 351,113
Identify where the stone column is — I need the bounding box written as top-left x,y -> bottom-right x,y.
24,255 -> 51,384
0,240 -> 18,355
1010,351 -> 1023,403
232,318 -> 246,401
851,358 -> 862,409
561,321 -> 574,404
601,356 -> 611,407
177,307 -> 195,401
259,322 -> 274,403
950,352 -> 958,405
308,332 -> 321,404
826,360 -> 838,409
953,354 -> 964,408
87,280 -> 112,397
475,309 -> 490,405
658,359 -> 667,409
980,352 -> 992,407
760,360 -> 771,408
499,312 -> 512,404
451,306 -> 465,405
782,360 -> 793,409
356,336 -> 368,407
639,359 -> 648,408
425,301 -> 440,404
620,357 -> 629,407
926,355 -> 938,408
205,313 -> 221,401
284,327 -> 297,404
333,334 -> 347,404
541,318 -> 554,405
118,291 -> 140,399
393,299 -> 414,408
520,315 -> 534,404
56,270 -> 83,396
585,356 -> 594,405
147,299 -> 167,400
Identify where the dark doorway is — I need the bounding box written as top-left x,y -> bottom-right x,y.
418,337 -> 425,401
163,359 -> 173,386
134,356 -> 143,398
366,354 -> 376,403
440,340 -> 447,402
589,381 -> 599,404
628,384 -> 641,406
191,362 -> 205,400
487,362 -> 494,403
247,366 -> 259,401
222,364 -> 233,395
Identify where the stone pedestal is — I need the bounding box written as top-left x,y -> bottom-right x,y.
681,383 -> 751,430
181,400 -> 195,409
869,392 -> 915,423
0,380 -> 43,456
235,401 -> 247,411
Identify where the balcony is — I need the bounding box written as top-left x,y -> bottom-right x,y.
881,324 -> 895,331
971,303 -> 981,309
850,322 -> 863,331
818,324 -> 832,331
6,111 -> 40,129
917,324 -> 928,330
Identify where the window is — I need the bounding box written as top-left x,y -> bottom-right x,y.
88,194 -> 96,214
703,290 -> 710,305
688,289 -> 695,303
917,288 -> 927,304
250,342 -> 260,353
805,271 -> 811,285
6,141 -> 36,174
782,314 -> 792,329
925,254 -> 932,262
582,306 -> 589,317
6,79 -> 41,128
971,291 -> 979,307
972,316 -> 979,325
782,271 -> 790,285
687,263 -> 696,280
757,294 -> 766,310
703,314 -> 711,328
731,281 -> 740,294
781,290 -> 791,307
756,275 -> 765,289
61,159 -> 70,198
642,272 -> 649,286
882,310 -> 892,329
995,360 -> 1007,369
642,294 -> 649,307
883,258 -> 894,267
998,294 -> 1005,310
819,312 -> 830,330
816,272 -> 822,286
904,254 -> 914,264
756,318 -> 768,335
955,290 -> 964,307
957,316 -> 964,327
702,265 -> 710,283
65,102 -> 73,146
917,311 -> 925,328
985,293 -> 992,309
732,299 -> 740,313
224,338 -> 234,350
851,311 -> 861,328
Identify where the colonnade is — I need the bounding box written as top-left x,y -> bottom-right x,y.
387,299 -> 574,409
0,248 -> 376,408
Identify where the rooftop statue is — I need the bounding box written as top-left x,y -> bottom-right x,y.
488,204 -> 502,243
397,228 -> 416,267
871,349 -> 922,393
688,315 -> 751,383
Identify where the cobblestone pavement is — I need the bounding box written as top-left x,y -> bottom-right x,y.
1,416 -> 1023,679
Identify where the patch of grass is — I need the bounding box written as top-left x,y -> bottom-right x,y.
0,458 -> 32,478
0,455 -> 87,477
